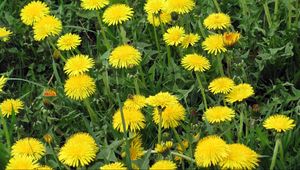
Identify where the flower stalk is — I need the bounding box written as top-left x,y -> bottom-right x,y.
270,137 -> 281,170
83,99 -> 98,125
195,72 -> 208,110
0,112 -> 11,149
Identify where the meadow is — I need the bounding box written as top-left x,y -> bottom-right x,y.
0,0 -> 299,169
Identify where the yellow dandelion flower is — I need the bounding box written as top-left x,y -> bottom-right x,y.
6,156 -> 39,170
64,74 -> 96,100
195,135 -> 229,167
144,0 -> 165,14
58,132 -> 99,167
100,162 -> 126,170
181,53 -> 211,72
0,76 -> 7,92
123,135 -> 145,160
20,1 -> 50,26
113,108 -> 146,132
103,4 -> 133,26
203,13 -> 231,30
33,15 -> 62,41
11,138 -> 45,160
204,106 -> 235,123
177,140 -> 189,152
164,0 -> 195,14
155,143 -> 166,153
43,133 -> 53,144
81,0 -> 109,10
165,141 -> 173,149
150,160 -> 177,170
223,32 -> 240,46
64,54 -> 95,76
181,33 -> 200,48
263,114 -> 295,132
124,95 -> 147,110
208,77 -> 235,94
0,99 -> 24,117
163,26 -> 185,46
146,92 -> 178,108
202,34 -> 227,55
0,27 -> 12,42
147,12 -> 172,27
37,165 -> 53,170
225,83 -> 254,103
109,44 -> 141,68
220,143 -> 259,170
153,103 -> 185,128
57,33 -> 81,51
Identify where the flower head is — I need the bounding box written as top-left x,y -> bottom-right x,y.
100,162 -> 126,170
38,165 -> 53,170
57,33 -> 81,51
202,34 -> 227,55
64,74 -> 96,100
153,103 -> 185,128
0,27 -> 12,42
81,0 -> 109,10
64,54 -> 95,76
0,99 -> 24,117
43,89 -> 57,97
223,32 -> 240,46
0,76 -> 7,92
204,13 -> 231,30
122,135 -> 145,160
20,1 -> 50,26
163,26 -> 185,46
164,0 -> 195,14
147,12 -> 172,27
144,0 -> 166,14
6,156 -> 39,170
11,137 -> 45,160
181,33 -> 200,48
103,4 -> 133,26
58,133 -> 99,167
181,53 -> 211,72
195,135 -> 229,167
146,92 -> 178,108
225,83 -> 254,103
124,95 -> 147,110
204,106 -> 235,123
33,15 -> 62,41
219,144 -> 259,170
208,77 -> 235,94
109,44 -> 141,68
113,108 -> 146,132
263,114 -> 295,132
150,160 -> 177,170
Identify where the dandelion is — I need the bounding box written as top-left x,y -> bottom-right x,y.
181,33 -> 200,48
164,0 -> 195,14
20,1 -> 50,26
203,13 -> 231,30
202,34 -> 227,55
0,99 -> 24,117
43,134 -> 53,144
204,106 -> 235,123
33,15 -> 62,41
64,54 -> 95,76
100,162 -> 126,170
103,4 -> 133,26
153,103 -> 185,128
181,53 -> 211,72
58,132 -> 99,167
208,77 -> 235,94
163,26 -> 185,46
81,0 -> 109,10
0,76 -> 7,92
113,108 -> 146,132
225,83 -> 254,103
223,32 -> 240,46
150,160 -> 177,170
43,89 -> 57,97
155,143 -> 167,153
11,137 -> 45,160
109,44 -> 141,69
263,114 -> 295,132
6,156 -> 39,170
64,74 -> 96,100
38,165 -> 53,170
122,135 -> 145,160
124,95 -> 147,110
57,33 -> 81,51
147,12 -> 172,27
0,27 -> 12,42
146,92 -> 178,108
195,135 -> 229,167
219,144 -> 259,170
144,0 -> 166,14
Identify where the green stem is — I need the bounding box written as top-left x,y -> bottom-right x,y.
274,0 -> 279,21
172,128 -> 185,150
7,78 -> 46,88
270,138 -> 281,170
153,16 -> 160,51
238,110 -> 244,143
138,65 -> 146,89
217,54 -> 225,76
97,13 -> 110,50
197,20 -> 207,38
116,93 -> 132,169
278,138 -> 286,169
158,17 -> 172,67
212,0 -> 221,12
170,151 -> 196,163
158,108 -> 163,144
0,113 -> 11,149
263,2 -> 272,28
48,40 -> 66,62
134,76 -> 140,95
83,99 -> 98,125
102,69 -> 111,96
195,72 -> 208,110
